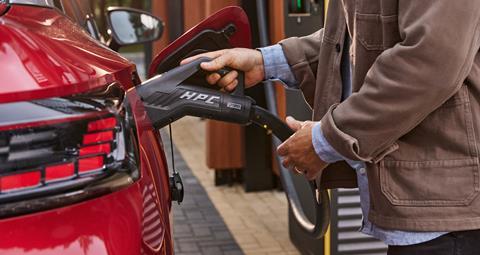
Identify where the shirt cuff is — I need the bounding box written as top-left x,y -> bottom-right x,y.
258,44 -> 298,87
312,122 -> 345,163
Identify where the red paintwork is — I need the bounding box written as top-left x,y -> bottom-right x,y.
0,182 -> 161,255
0,2 -> 7,16
0,4 -> 250,255
0,5 -> 134,103
148,6 -> 252,77
126,89 -> 174,253
0,4 -> 173,255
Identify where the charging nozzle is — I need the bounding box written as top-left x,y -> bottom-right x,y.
133,57 -> 253,129
131,56 -> 330,239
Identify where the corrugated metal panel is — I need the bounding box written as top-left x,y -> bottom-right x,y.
330,189 -> 388,255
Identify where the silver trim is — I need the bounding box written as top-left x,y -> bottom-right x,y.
8,0 -> 55,8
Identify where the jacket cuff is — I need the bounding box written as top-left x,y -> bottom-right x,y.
258,45 -> 298,87
311,122 -> 344,163
320,104 -> 371,162
278,38 -> 317,106
320,104 -> 399,163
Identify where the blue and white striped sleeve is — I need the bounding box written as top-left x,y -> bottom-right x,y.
258,44 -> 298,88
312,122 -> 346,163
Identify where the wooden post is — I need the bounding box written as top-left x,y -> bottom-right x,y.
151,1 -> 244,183
152,0 -> 171,56
267,1 -> 288,176
268,1 -> 287,121
180,1 -> 245,173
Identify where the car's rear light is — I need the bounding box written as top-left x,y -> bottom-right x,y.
88,117 -> 117,131
79,156 -> 105,173
0,111 -> 117,192
83,130 -> 114,144
45,163 -> 75,181
0,171 -> 41,192
80,143 -> 111,156
0,85 -> 139,216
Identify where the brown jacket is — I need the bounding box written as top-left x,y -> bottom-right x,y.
280,0 -> 480,231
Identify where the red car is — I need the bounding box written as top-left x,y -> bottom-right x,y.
0,0 -> 175,254
0,1 -> 251,254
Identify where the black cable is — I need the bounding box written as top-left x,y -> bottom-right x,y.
254,0 -> 329,239
168,123 -> 176,174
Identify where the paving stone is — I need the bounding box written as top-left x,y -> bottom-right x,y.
161,130 -> 244,255
224,251 -> 245,255
193,227 -> 212,236
164,117 -> 300,254
178,242 -> 200,252
201,246 -> 223,255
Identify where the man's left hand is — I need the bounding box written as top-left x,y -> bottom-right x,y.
277,116 -> 329,180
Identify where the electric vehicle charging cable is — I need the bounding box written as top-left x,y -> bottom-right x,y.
127,57 -> 331,239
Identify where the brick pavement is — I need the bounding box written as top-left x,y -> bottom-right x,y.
167,117 -> 301,255
161,130 -> 243,255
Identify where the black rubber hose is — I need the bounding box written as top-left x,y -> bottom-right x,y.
254,0 -> 330,239
254,0 -> 278,114
251,105 -> 330,239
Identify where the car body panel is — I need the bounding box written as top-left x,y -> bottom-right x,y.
0,184 -> 144,255
0,5 -> 133,103
0,1 -> 7,15
148,6 -> 251,77
127,89 -> 174,254
0,3 -> 173,254
0,180 -> 170,254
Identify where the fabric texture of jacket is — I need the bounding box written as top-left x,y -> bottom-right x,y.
279,0 -> 480,231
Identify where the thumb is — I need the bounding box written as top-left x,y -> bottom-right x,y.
200,54 -> 232,71
180,50 -> 224,65
286,116 -> 302,131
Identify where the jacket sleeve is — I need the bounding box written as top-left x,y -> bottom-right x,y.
321,0 -> 480,162
278,29 -> 324,106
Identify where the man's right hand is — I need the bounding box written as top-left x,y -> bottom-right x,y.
180,48 -> 265,91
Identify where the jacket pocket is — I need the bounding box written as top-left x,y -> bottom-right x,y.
355,13 -> 400,51
390,85 -> 476,162
380,158 -> 480,206
379,85 -> 480,206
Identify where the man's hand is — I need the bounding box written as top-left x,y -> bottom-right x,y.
180,48 -> 265,91
277,116 -> 329,180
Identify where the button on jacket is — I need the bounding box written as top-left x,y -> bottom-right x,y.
279,0 -> 480,232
